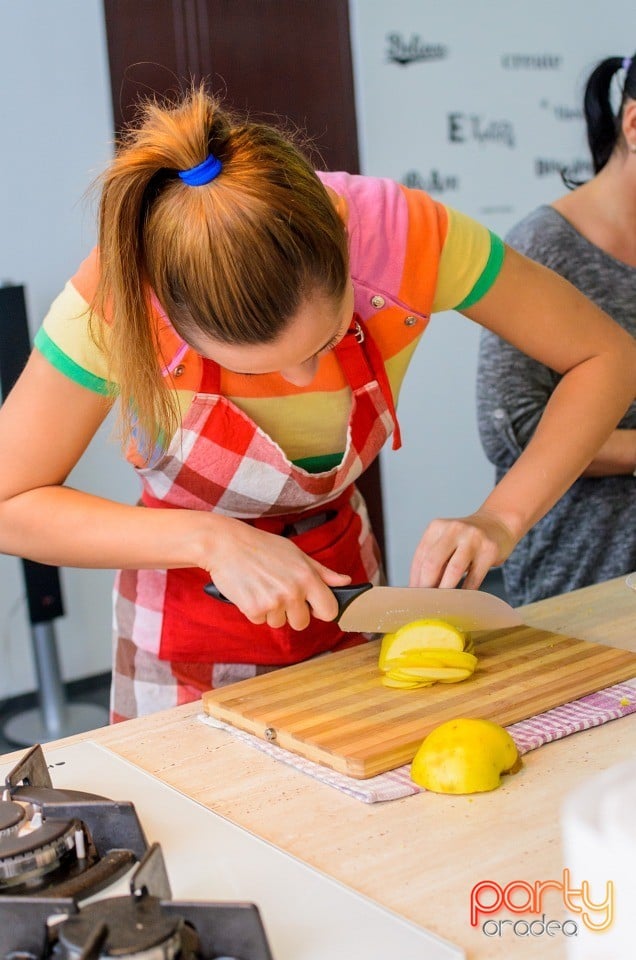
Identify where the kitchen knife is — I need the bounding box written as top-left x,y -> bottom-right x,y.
203,581 -> 523,632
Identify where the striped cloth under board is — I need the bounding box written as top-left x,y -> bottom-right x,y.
198,678 -> 636,803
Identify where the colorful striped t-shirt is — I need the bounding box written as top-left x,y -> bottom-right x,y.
35,172 -> 504,470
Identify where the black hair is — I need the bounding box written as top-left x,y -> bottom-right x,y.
584,54 -> 636,172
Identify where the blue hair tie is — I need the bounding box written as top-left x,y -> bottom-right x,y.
622,57 -> 632,72
178,153 -> 222,186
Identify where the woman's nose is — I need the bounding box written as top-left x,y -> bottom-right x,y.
279,357 -> 319,386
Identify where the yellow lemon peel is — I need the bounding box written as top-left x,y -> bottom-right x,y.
411,718 -> 521,794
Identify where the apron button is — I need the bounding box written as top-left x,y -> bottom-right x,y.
371,295 -> 385,308
404,316 -> 417,326
174,364 -> 186,377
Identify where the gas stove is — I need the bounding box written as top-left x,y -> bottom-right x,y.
0,744 -> 272,960
0,739 -> 462,960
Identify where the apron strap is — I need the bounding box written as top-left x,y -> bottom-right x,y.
200,357 -> 222,393
335,318 -> 402,450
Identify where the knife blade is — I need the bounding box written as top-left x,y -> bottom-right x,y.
203,581 -> 522,632
330,583 -> 522,632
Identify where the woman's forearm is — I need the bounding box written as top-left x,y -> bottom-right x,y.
0,485 -> 226,570
478,354 -> 636,540
0,485 -> 352,626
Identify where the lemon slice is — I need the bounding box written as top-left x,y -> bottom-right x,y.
389,666 -> 473,682
384,650 -> 478,672
381,675 -> 427,689
379,619 -> 467,671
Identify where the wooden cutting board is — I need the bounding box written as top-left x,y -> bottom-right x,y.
202,624 -> 636,778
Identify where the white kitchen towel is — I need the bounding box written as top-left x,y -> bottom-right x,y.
198,678 -> 636,803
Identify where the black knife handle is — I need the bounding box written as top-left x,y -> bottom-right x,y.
327,583 -> 374,617
202,581 -> 373,620
203,582 -> 231,603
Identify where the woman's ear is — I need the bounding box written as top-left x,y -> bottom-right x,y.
621,98 -> 636,153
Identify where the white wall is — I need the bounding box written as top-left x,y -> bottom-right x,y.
349,0 -> 633,584
0,1 -> 138,699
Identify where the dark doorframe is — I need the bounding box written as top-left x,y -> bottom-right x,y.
102,0 -> 387,562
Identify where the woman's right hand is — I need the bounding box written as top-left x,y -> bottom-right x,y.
0,351 -> 350,628
200,515 -> 351,630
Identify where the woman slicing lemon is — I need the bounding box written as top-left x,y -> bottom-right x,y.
0,86 -> 634,721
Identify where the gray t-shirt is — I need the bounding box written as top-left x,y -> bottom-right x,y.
476,205 -> 636,606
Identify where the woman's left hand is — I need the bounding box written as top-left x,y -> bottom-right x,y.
409,511 -> 517,590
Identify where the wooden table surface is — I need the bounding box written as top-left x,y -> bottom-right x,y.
2,574 -> 635,959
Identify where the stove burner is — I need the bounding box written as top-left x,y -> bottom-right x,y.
55,895 -> 194,960
0,799 -> 26,837
0,844 -> 274,960
0,744 -> 148,900
0,817 -> 86,886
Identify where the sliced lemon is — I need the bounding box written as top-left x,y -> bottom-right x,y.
383,650 -> 478,672
389,666 -> 473,683
379,619 -> 467,671
381,674 -> 427,689
379,618 -> 478,689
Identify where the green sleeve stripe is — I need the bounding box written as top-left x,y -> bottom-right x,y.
34,327 -> 112,396
455,232 -> 505,311
293,452 -> 344,474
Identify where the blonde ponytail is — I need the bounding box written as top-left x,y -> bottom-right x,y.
91,85 -> 348,459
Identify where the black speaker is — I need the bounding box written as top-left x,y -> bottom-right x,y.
0,284 -> 65,624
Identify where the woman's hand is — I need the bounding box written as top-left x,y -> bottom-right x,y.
202,516 -> 351,630
409,511 -> 517,590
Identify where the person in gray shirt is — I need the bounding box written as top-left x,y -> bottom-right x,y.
477,53 -> 636,606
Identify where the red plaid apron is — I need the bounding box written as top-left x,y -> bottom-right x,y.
111,319 -> 401,720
